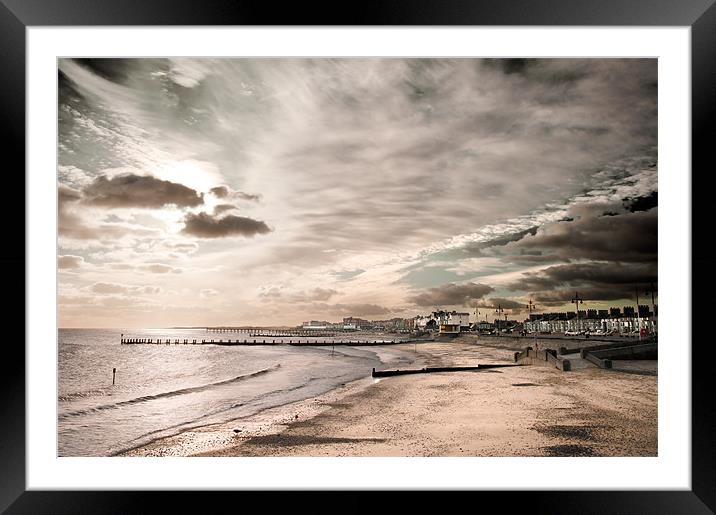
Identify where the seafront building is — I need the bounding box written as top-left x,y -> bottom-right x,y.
523,305 -> 657,335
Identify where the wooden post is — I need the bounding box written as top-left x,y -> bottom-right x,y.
112,368 -> 116,385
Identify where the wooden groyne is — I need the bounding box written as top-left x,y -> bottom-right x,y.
371,363 -> 517,377
120,337 -> 417,346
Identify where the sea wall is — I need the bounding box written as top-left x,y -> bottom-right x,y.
514,348 -> 571,372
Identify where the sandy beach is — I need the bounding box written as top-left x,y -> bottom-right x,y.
121,336 -> 657,457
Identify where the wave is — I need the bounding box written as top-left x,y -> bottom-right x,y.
59,387 -> 111,402
111,369 -> 369,456
59,364 -> 281,420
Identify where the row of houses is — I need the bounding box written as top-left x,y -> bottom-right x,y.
523,305 -> 658,334
301,305 -> 658,336
301,311 -> 472,333
302,317 -> 413,331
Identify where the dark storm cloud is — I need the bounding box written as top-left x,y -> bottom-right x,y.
409,282 -> 494,307
624,192 -> 658,213
533,286 -> 648,307
83,174 -> 203,208
506,202 -> 657,264
74,58 -> 135,84
509,262 -> 657,292
182,212 -> 271,238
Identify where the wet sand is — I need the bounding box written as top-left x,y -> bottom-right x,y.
122,337 -> 657,457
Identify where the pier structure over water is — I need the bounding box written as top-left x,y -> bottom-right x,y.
205,327 -> 354,337
120,337 -> 414,346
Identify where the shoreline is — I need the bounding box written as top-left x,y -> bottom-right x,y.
120,337 -> 657,457
118,343 -> 440,457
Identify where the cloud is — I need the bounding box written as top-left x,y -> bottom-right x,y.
506,201 -> 657,264
533,287 -> 643,307
313,303 -> 392,317
210,185 -> 260,202
182,212 -> 271,238
139,263 -> 182,274
200,288 -> 220,299
213,204 -> 237,215
89,282 -> 162,295
235,192 -> 261,202
473,297 -> 525,311
90,282 -> 132,294
59,184 -> 82,204
83,173 -> 203,208
507,262 -> 657,305
259,287 -> 338,303
305,288 -> 338,302
409,282 -> 494,307
209,186 -> 230,198
624,191 -> 657,213
168,58 -> 212,88
58,255 -> 84,269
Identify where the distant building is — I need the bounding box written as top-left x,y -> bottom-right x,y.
414,315 -> 430,329
302,320 -> 330,330
371,317 -> 407,331
439,323 -> 461,335
474,321 -> 494,332
342,317 -> 373,330
449,312 -> 471,329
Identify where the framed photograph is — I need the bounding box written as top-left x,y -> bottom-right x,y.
5,0 -> 713,512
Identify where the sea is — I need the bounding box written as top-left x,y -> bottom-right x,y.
58,328 -> 422,456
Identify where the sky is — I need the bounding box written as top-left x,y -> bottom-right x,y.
57,58 -> 658,328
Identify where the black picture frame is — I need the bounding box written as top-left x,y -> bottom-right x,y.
3,0 -> 712,512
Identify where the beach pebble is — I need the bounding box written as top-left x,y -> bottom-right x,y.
233,428 -> 242,433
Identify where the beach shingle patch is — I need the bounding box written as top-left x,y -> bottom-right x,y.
536,424 -> 603,440
543,444 -> 596,457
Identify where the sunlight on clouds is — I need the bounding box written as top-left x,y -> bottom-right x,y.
153,160 -> 224,194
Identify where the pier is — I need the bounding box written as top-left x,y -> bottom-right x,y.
204,327 -> 355,337
120,337 -> 415,346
